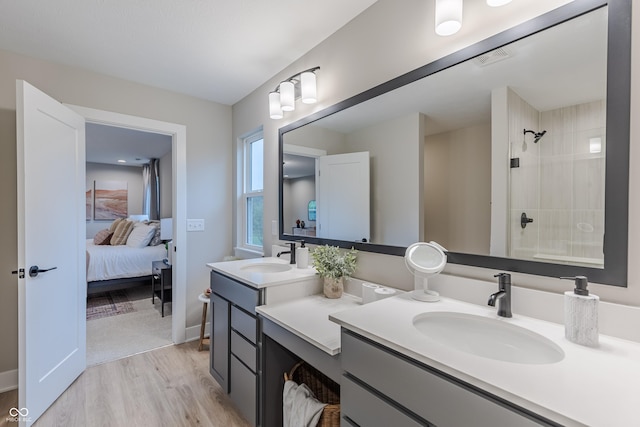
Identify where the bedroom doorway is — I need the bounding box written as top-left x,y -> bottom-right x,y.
68,104 -> 188,364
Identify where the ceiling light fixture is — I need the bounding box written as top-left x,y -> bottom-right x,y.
269,66 -> 320,120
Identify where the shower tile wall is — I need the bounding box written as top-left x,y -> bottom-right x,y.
539,100 -> 605,263
508,91 -> 605,265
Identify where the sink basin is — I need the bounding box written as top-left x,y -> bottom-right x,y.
413,312 -> 564,364
240,263 -> 292,273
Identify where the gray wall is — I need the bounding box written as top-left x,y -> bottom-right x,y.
0,48 -> 232,373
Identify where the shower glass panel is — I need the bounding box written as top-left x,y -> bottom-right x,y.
508,95 -> 606,268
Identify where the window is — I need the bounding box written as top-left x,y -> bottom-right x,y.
241,131 -> 264,250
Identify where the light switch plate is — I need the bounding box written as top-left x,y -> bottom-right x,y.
187,219 -> 205,231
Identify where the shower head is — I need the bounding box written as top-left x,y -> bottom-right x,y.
534,130 -> 546,143
523,129 -> 547,143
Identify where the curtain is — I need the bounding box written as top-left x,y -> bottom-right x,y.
142,159 -> 160,220
142,164 -> 150,217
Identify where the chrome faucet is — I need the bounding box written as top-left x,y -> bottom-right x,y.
276,242 -> 296,264
488,273 -> 512,318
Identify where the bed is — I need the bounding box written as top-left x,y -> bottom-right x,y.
86,235 -> 167,295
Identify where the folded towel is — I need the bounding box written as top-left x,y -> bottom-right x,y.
283,380 -> 327,427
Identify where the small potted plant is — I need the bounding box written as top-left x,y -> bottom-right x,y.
311,245 -> 358,298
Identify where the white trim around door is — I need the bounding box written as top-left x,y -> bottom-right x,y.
66,105 -> 187,344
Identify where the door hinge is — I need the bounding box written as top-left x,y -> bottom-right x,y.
510,158 -> 520,168
11,268 -> 25,279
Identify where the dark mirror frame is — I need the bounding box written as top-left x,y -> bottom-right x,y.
279,0 -> 630,287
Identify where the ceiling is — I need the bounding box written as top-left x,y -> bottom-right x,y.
86,123 -> 172,166
0,0 -> 378,106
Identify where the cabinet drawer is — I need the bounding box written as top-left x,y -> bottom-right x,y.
231,305 -> 257,344
231,330 -> 256,372
230,355 -> 257,426
342,375 -> 426,427
342,331 -> 543,427
210,271 -> 259,313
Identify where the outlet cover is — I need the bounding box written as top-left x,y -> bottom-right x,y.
187,219 -> 205,231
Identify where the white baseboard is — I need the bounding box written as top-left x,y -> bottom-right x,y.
0,369 -> 18,393
184,322 -> 210,343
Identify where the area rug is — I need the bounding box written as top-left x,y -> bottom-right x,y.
86,290 -> 135,320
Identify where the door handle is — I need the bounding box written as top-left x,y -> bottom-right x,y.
29,265 -> 57,278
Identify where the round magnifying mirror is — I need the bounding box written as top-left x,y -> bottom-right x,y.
405,241 -> 447,302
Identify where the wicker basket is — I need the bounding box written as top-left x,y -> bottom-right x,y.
284,361 -> 340,427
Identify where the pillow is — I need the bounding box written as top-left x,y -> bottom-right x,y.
110,220 -> 135,245
126,223 -> 157,248
148,224 -> 162,246
93,229 -> 113,245
108,218 -> 125,233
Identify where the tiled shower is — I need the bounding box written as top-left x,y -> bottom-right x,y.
508,89 -> 605,267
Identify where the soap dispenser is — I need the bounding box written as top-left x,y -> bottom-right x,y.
561,276 -> 599,347
296,240 -> 309,269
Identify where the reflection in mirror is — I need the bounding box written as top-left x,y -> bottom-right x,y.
279,0 -> 630,286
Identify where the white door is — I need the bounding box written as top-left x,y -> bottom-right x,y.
16,80 -> 86,426
317,151 -> 370,242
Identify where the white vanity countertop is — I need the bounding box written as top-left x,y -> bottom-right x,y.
256,293 -> 361,355
206,257 -> 317,288
329,293 -> 640,427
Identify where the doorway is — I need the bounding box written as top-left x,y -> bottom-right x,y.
68,104 -> 188,347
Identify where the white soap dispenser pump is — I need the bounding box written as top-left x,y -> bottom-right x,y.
561,276 -> 599,347
296,240 -> 309,269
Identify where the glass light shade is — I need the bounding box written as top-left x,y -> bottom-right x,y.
435,0 -> 462,36
487,0 -> 512,6
300,71 -> 317,104
269,91 -> 283,119
279,81 -> 295,111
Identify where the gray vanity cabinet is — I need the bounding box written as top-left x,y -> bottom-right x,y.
340,330 -> 557,427
209,270 -> 262,426
210,292 -> 230,391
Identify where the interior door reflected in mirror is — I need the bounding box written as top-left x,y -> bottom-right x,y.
279,0 -> 630,286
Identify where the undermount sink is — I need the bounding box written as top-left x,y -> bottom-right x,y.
413,312 -> 564,365
240,263 -> 292,273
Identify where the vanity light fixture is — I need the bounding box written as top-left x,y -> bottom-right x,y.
486,0 -> 512,6
435,0 -> 463,36
435,0 -> 512,36
269,66 -> 320,119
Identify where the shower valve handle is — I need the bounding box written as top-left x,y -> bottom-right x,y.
521,212 -> 534,229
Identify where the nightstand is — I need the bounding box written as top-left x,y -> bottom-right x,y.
152,260 -> 172,317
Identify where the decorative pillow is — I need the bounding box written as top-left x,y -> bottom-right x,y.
148,224 -> 162,246
110,220 -> 134,245
126,223 -> 157,248
93,229 -> 113,245
108,217 -> 125,233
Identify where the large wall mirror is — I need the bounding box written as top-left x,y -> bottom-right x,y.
279,0 -> 630,286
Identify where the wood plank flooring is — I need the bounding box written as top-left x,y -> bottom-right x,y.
0,342 -> 250,427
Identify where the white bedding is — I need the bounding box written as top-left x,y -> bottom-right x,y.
86,239 -> 167,282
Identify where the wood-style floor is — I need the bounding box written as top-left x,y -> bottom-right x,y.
0,342 -> 250,427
